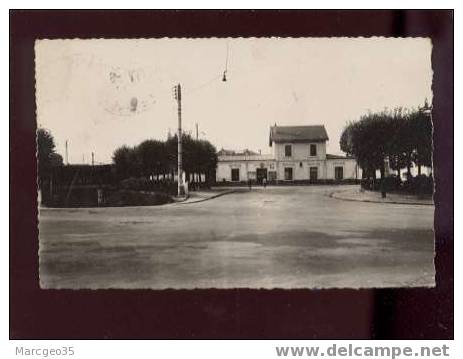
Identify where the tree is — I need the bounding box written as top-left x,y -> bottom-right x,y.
409,108 -> 432,175
384,108 -> 413,178
49,153 -> 64,167
37,128 -> 62,186
165,134 -> 218,184
137,139 -> 166,179
198,139 -> 218,185
112,145 -> 140,179
340,104 -> 433,182
165,134 -> 179,179
112,134 -> 218,186
340,115 -> 386,179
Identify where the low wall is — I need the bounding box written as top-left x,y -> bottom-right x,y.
41,185 -> 172,208
214,179 -> 361,187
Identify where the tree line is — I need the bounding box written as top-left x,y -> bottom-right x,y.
37,127 -> 218,187
340,103 -> 432,180
112,134 -> 218,184
37,128 -> 63,186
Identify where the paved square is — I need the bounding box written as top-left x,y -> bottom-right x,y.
39,186 -> 435,289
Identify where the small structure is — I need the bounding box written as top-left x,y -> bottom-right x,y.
216,125 -> 358,183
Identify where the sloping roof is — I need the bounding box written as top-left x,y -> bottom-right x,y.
326,153 -> 355,160
218,153 -> 274,162
269,125 -> 329,145
217,149 -> 236,156
217,148 -> 259,156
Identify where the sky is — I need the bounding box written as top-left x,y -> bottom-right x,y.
35,38 -> 433,164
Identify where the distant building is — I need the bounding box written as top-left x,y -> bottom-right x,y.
216,125 -> 358,183
217,149 -> 259,157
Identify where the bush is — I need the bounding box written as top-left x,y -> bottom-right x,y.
403,174 -> 433,195
42,186 -> 173,208
43,186 -> 101,207
105,190 -> 172,206
361,178 -> 379,191
119,177 -> 182,195
361,174 -> 433,195
120,177 -> 149,191
382,175 -> 402,192
361,176 -> 401,192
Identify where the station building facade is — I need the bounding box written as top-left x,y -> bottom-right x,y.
216,125 -> 359,183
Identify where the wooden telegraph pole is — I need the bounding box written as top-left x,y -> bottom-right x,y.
174,84 -> 184,196
65,140 -> 68,165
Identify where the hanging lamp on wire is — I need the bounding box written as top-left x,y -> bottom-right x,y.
222,41 -> 229,82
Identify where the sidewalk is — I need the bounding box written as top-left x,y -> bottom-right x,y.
330,187 -> 434,206
178,188 -> 237,204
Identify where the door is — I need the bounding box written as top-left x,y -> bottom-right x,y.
309,167 -> 318,181
256,168 -> 268,184
268,171 -> 277,181
335,166 -> 344,180
231,168 -> 240,182
284,167 -> 293,181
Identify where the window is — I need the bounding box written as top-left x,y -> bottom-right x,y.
310,144 -> 317,156
335,166 -> 344,180
284,167 -> 293,181
310,167 -> 318,181
285,145 -> 292,157
231,168 -> 240,182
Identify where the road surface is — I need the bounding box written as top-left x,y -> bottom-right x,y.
39,185 -> 435,289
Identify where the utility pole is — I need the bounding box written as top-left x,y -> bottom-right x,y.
174,83 -> 184,196
196,123 -> 199,140
91,152 -> 95,167
65,140 -> 69,165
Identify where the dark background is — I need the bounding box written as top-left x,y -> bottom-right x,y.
10,10 -> 453,339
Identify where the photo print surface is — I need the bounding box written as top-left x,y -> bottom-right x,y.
36,38 -> 434,289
